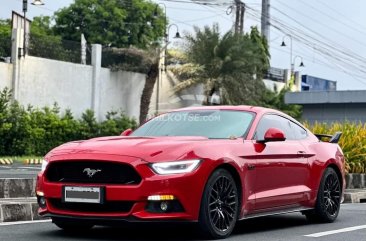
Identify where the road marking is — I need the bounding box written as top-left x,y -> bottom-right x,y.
304,225 -> 366,237
0,219 -> 51,227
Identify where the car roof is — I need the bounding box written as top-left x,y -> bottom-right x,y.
168,105 -> 280,116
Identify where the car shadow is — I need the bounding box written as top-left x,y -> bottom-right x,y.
232,213 -> 310,236
39,214 -> 312,241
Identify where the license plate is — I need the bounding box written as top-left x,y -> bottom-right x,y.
62,186 -> 104,204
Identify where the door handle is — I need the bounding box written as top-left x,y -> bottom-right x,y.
297,151 -> 306,157
247,164 -> 256,170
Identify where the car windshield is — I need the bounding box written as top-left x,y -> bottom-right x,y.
131,110 -> 254,139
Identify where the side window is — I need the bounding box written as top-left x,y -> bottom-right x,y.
291,122 -> 308,140
254,114 -> 295,140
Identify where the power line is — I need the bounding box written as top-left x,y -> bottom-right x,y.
275,0 -> 366,49
317,0 -> 366,31
245,7 -> 366,83
297,0 -> 366,38
162,0 -> 229,6
262,5 -> 366,67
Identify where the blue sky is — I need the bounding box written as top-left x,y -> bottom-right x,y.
1,0 -> 366,90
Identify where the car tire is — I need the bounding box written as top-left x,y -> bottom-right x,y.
198,168 -> 239,239
305,167 -> 341,223
53,218 -> 94,232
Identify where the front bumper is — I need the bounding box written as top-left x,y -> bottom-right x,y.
36,155 -> 212,222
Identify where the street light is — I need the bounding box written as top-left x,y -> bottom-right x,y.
281,34 -> 293,73
154,3 -> 182,115
167,24 -> 181,41
31,0 -> 45,5
293,55 -> 305,68
22,0 -> 45,56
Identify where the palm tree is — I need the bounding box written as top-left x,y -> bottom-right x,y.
173,24 -> 270,106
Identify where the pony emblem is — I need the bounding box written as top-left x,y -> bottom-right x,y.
83,168 -> 101,178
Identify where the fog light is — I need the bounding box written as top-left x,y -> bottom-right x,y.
37,196 -> 46,208
160,201 -> 168,211
145,200 -> 185,213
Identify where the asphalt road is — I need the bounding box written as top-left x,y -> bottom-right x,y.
0,164 -> 41,178
0,204 -> 365,241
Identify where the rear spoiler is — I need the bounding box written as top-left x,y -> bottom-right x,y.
315,132 -> 342,143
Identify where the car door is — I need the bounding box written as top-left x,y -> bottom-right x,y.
252,114 -> 311,211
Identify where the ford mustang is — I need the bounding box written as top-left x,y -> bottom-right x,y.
36,106 -> 345,239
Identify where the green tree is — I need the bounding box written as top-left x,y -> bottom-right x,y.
31,16 -> 54,36
0,19 -> 11,58
54,0 -> 165,49
28,16 -> 72,61
102,47 -> 160,123
174,24 -> 270,105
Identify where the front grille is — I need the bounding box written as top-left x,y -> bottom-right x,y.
45,161 -> 141,185
49,198 -> 134,213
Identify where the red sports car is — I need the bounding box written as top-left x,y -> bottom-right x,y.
36,106 -> 345,239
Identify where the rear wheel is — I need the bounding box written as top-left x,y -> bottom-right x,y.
198,169 -> 239,239
305,167 -> 341,223
53,218 -> 94,232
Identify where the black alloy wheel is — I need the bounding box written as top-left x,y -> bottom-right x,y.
199,169 -> 239,239
305,167 -> 341,223
323,169 -> 341,217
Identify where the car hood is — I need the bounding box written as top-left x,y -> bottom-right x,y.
47,136 -> 212,163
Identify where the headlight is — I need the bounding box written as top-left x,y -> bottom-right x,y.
41,159 -> 49,172
150,160 -> 201,175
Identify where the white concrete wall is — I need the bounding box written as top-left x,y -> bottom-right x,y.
263,79 -> 286,92
0,62 -> 12,91
17,56 -> 93,117
10,56 -> 145,120
100,68 -> 145,120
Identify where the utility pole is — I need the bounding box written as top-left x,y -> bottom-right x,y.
234,0 -> 245,34
261,0 -> 270,42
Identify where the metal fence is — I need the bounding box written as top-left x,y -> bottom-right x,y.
264,67 -> 286,82
27,34 -> 91,65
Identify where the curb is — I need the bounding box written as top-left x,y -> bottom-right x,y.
344,189 -> 366,203
0,198 -> 41,222
0,159 -> 13,165
23,159 -> 43,165
0,178 -> 37,199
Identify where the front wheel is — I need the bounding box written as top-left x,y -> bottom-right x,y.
305,167 -> 341,223
198,169 -> 240,239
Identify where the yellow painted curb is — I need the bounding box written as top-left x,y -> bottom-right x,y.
24,159 -> 43,165
0,159 -> 13,165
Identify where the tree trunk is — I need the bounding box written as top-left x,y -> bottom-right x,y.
139,61 -> 159,124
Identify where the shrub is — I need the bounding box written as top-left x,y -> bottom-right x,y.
0,88 -> 137,156
305,122 -> 366,174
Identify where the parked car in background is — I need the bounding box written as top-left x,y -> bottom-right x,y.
36,106 -> 345,239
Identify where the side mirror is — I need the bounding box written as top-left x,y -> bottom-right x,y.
120,128 -> 133,136
258,128 -> 286,143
